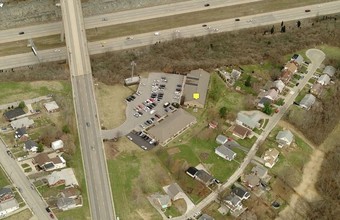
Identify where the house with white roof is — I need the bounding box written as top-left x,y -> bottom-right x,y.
322,65 -> 336,77
51,140 -> 64,151
317,74 -> 330,85
44,101 -> 60,113
276,130 -> 294,147
215,145 -> 236,161
263,148 -> 280,168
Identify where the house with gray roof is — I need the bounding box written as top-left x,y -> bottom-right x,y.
232,187 -> 250,200
236,112 -> 261,130
198,213 -> 215,220
165,183 -> 182,201
276,130 -> 294,147
257,96 -> 272,109
223,194 -> 243,212
183,69 -> 210,108
251,165 -> 268,179
243,174 -> 260,189
215,134 -> 228,145
317,74 -> 330,85
3,108 -> 25,121
265,88 -> 279,101
195,170 -> 215,186
291,54 -> 304,66
57,197 -> 77,211
311,83 -> 323,97
299,94 -> 316,110
154,194 -> 171,209
215,145 -> 236,161
10,117 -> 34,130
323,65 -> 336,77
24,140 -> 38,152
272,80 -> 285,93
0,187 -> 13,202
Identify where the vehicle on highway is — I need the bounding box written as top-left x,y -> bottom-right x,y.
49,213 -> 55,219
86,122 -> 90,127
202,24 -> 207,27
46,207 -> 51,213
18,31 -> 25,35
305,9 -> 311,12
154,32 -> 160,36
235,18 -> 240,21
126,36 -> 134,40
204,3 -> 210,7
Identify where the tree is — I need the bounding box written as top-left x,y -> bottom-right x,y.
270,25 -> 275,34
263,102 -> 273,115
62,125 -> 71,134
244,75 -> 252,87
219,107 -> 228,118
37,143 -> 44,153
281,21 -> 284,26
297,20 -> 301,28
18,101 -> 25,109
281,25 -> 286,33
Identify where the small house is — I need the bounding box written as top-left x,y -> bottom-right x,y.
0,187 -> 13,202
263,148 -> 280,168
198,214 -> 215,220
236,112 -> 261,130
232,187 -> 250,200
223,195 -> 243,212
44,101 -> 60,113
215,135 -> 228,145
317,74 -> 330,85
251,165 -> 268,179
215,145 -> 236,161
24,140 -> 38,152
3,108 -> 25,121
33,153 -> 66,171
186,167 -> 198,178
272,80 -> 285,93
57,197 -> 77,211
47,168 -> 79,187
14,128 -> 29,141
232,124 -> 251,139
322,65 -> 336,77
310,83 -> 323,97
51,140 -> 64,151
243,174 -> 260,189
195,170 -> 215,186
299,94 -> 316,110
276,130 -> 294,147
165,183 -> 182,201
10,117 -> 34,129
155,194 -> 171,209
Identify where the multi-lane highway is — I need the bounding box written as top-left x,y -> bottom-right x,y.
172,48 -> 326,220
60,0 -> 116,219
0,1 -> 339,70
0,0 -> 262,44
0,139 -> 55,220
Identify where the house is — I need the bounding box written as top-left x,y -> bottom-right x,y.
291,54 -> 304,66
183,69 -> 210,108
47,168 -> 79,187
257,96 -> 272,109
51,140 -> 64,151
279,69 -> 292,84
10,117 -> 34,129
57,197 -> 77,211
215,134 -> 228,145
276,130 -> 294,147
3,108 -> 25,121
0,198 -> 19,216
284,62 -> 298,75
208,121 -> 218,129
251,165 -> 268,179
186,167 -> 198,178
165,183 -> 182,201
223,194 -> 243,212
317,74 -> 330,85
231,69 -> 242,81
265,88 -> 279,101
154,194 -> 171,209
24,140 -> 38,152
272,80 -> 285,93
232,124 -> 251,139
14,128 -> 29,141
0,187 -> 13,202
44,101 -> 60,113
243,174 -> 260,189
33,153 -> 66,171
215,145 -> 236,161
198,213 -> 215,220
299,94 -> 316,110
232,187 -> 250,200
310,83 -> 323,97
236,112 -> 261,130
263,148 -> 280,168
322,65 -> 336,77
60,187 -> 81,199
195,170 -> 215,186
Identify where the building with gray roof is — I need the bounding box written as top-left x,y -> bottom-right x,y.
215,134 -> 228,145
236,112 -> 261,130
215,145 -> 236,161
299,94 -> 316,110
183,69 -> 210,108
276,130 -> 294,147
323,65 -> 336,77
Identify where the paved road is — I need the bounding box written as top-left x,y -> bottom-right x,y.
0,139 -> 55,220
0,1 -> 339,70
171,49 -> 325,220
60,0 -> 116,220
0,0 -> 262,44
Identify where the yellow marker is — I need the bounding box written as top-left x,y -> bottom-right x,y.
193,93 -> 200,99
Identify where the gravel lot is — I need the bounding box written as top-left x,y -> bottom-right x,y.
0,0 -> 186,30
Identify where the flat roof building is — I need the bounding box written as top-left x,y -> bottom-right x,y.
183,69 -> 210,108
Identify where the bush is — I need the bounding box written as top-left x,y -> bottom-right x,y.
18,101 -> 25,109
62,125 -> 71,134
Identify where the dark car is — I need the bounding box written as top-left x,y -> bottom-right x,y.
235,18 -> 240,21
49,213 -> 55,219
46,207 -> 51,212
18,31 -> 25,35
305,9 -> 311,12
202,24 -> 207,27
296,83 -> 300,86
204,4 -> 210,7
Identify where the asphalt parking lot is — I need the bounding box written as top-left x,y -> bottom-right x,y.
126,131 -> 156,151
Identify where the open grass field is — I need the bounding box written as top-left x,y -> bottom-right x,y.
0,166 -> 10,188
0,0 -> 332,56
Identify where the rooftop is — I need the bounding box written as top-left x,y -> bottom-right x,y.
183,69 -> 210,107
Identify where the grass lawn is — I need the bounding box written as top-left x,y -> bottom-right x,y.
0,166 -> 10,188
3,208 -> 32,220
38,185 -> 64,198
164,205 -> 181,218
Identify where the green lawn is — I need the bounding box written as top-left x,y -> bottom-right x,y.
164,205 -> 181,218
0,166 -> 10,188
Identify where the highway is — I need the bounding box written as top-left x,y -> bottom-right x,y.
0,0 -> 262,44
0,1 -> 339,70
0,139 -> 55,220
60,0 -> 116,220
171,48 -> 326,220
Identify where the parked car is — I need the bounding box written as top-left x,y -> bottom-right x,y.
18,31 -> 24,35
305,9 -> 311,12
235,18 -> 240,21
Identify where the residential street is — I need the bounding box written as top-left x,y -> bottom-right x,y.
171,49 -> 325,219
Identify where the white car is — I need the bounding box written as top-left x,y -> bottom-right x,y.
126,36 -> 134,40
154,32 -> 160,36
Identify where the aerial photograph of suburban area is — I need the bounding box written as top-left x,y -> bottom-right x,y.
0,0 -> 339,220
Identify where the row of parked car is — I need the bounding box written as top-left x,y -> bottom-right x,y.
136,131 -> 157,145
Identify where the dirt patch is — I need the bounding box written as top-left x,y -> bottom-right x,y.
104,141 -> 120,159
167,147 -> 180,155
199,152 -> 210,161
94,82 -> 133,129
173,199 -> 187,214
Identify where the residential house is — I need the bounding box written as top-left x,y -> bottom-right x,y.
47,168 -> 79,187
284,62 -> 298,75
60,187 -> 81,199
3,108 -> 25,121
165,183 -> 183,201
263,148 -> 280,168
257,96 -> 272,109
186,167 -> 198,178
33,153 -> 66,171
223,194 -> 243,212
208,121 -> 218,129
14,128 -> 29,141
0,198 -> 19,216
154,194 -> 171,209
232,124 -> 251,139
24,140 -> 38,152
251,165 -> 268,179
271,80 -> 285,93
57,197 -> 77,211
215,145 -> 236,161
44,101 -> 60,113
231,69 -> 242,81
215,134 -> 228,145
183,69 -> 210,108
317,74 -> 330,85
323,65 -> 336,77
243,174 -> 260,189
51,140 -> 64,151
291,54 -> 304,66
265,88 -> 279,101
299,94 -> 316,110
310,83 -> 323,97
0,187 -> 13,202
198,213 -> 215,220
279,69 -> 292,84
195,170 -> 215,186
232,187 -> 250,200
276,130 -> 294,147
236,112 -> 261,130
10,117 -> 34,130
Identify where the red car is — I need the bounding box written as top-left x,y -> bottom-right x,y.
50,213 -> 55,219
